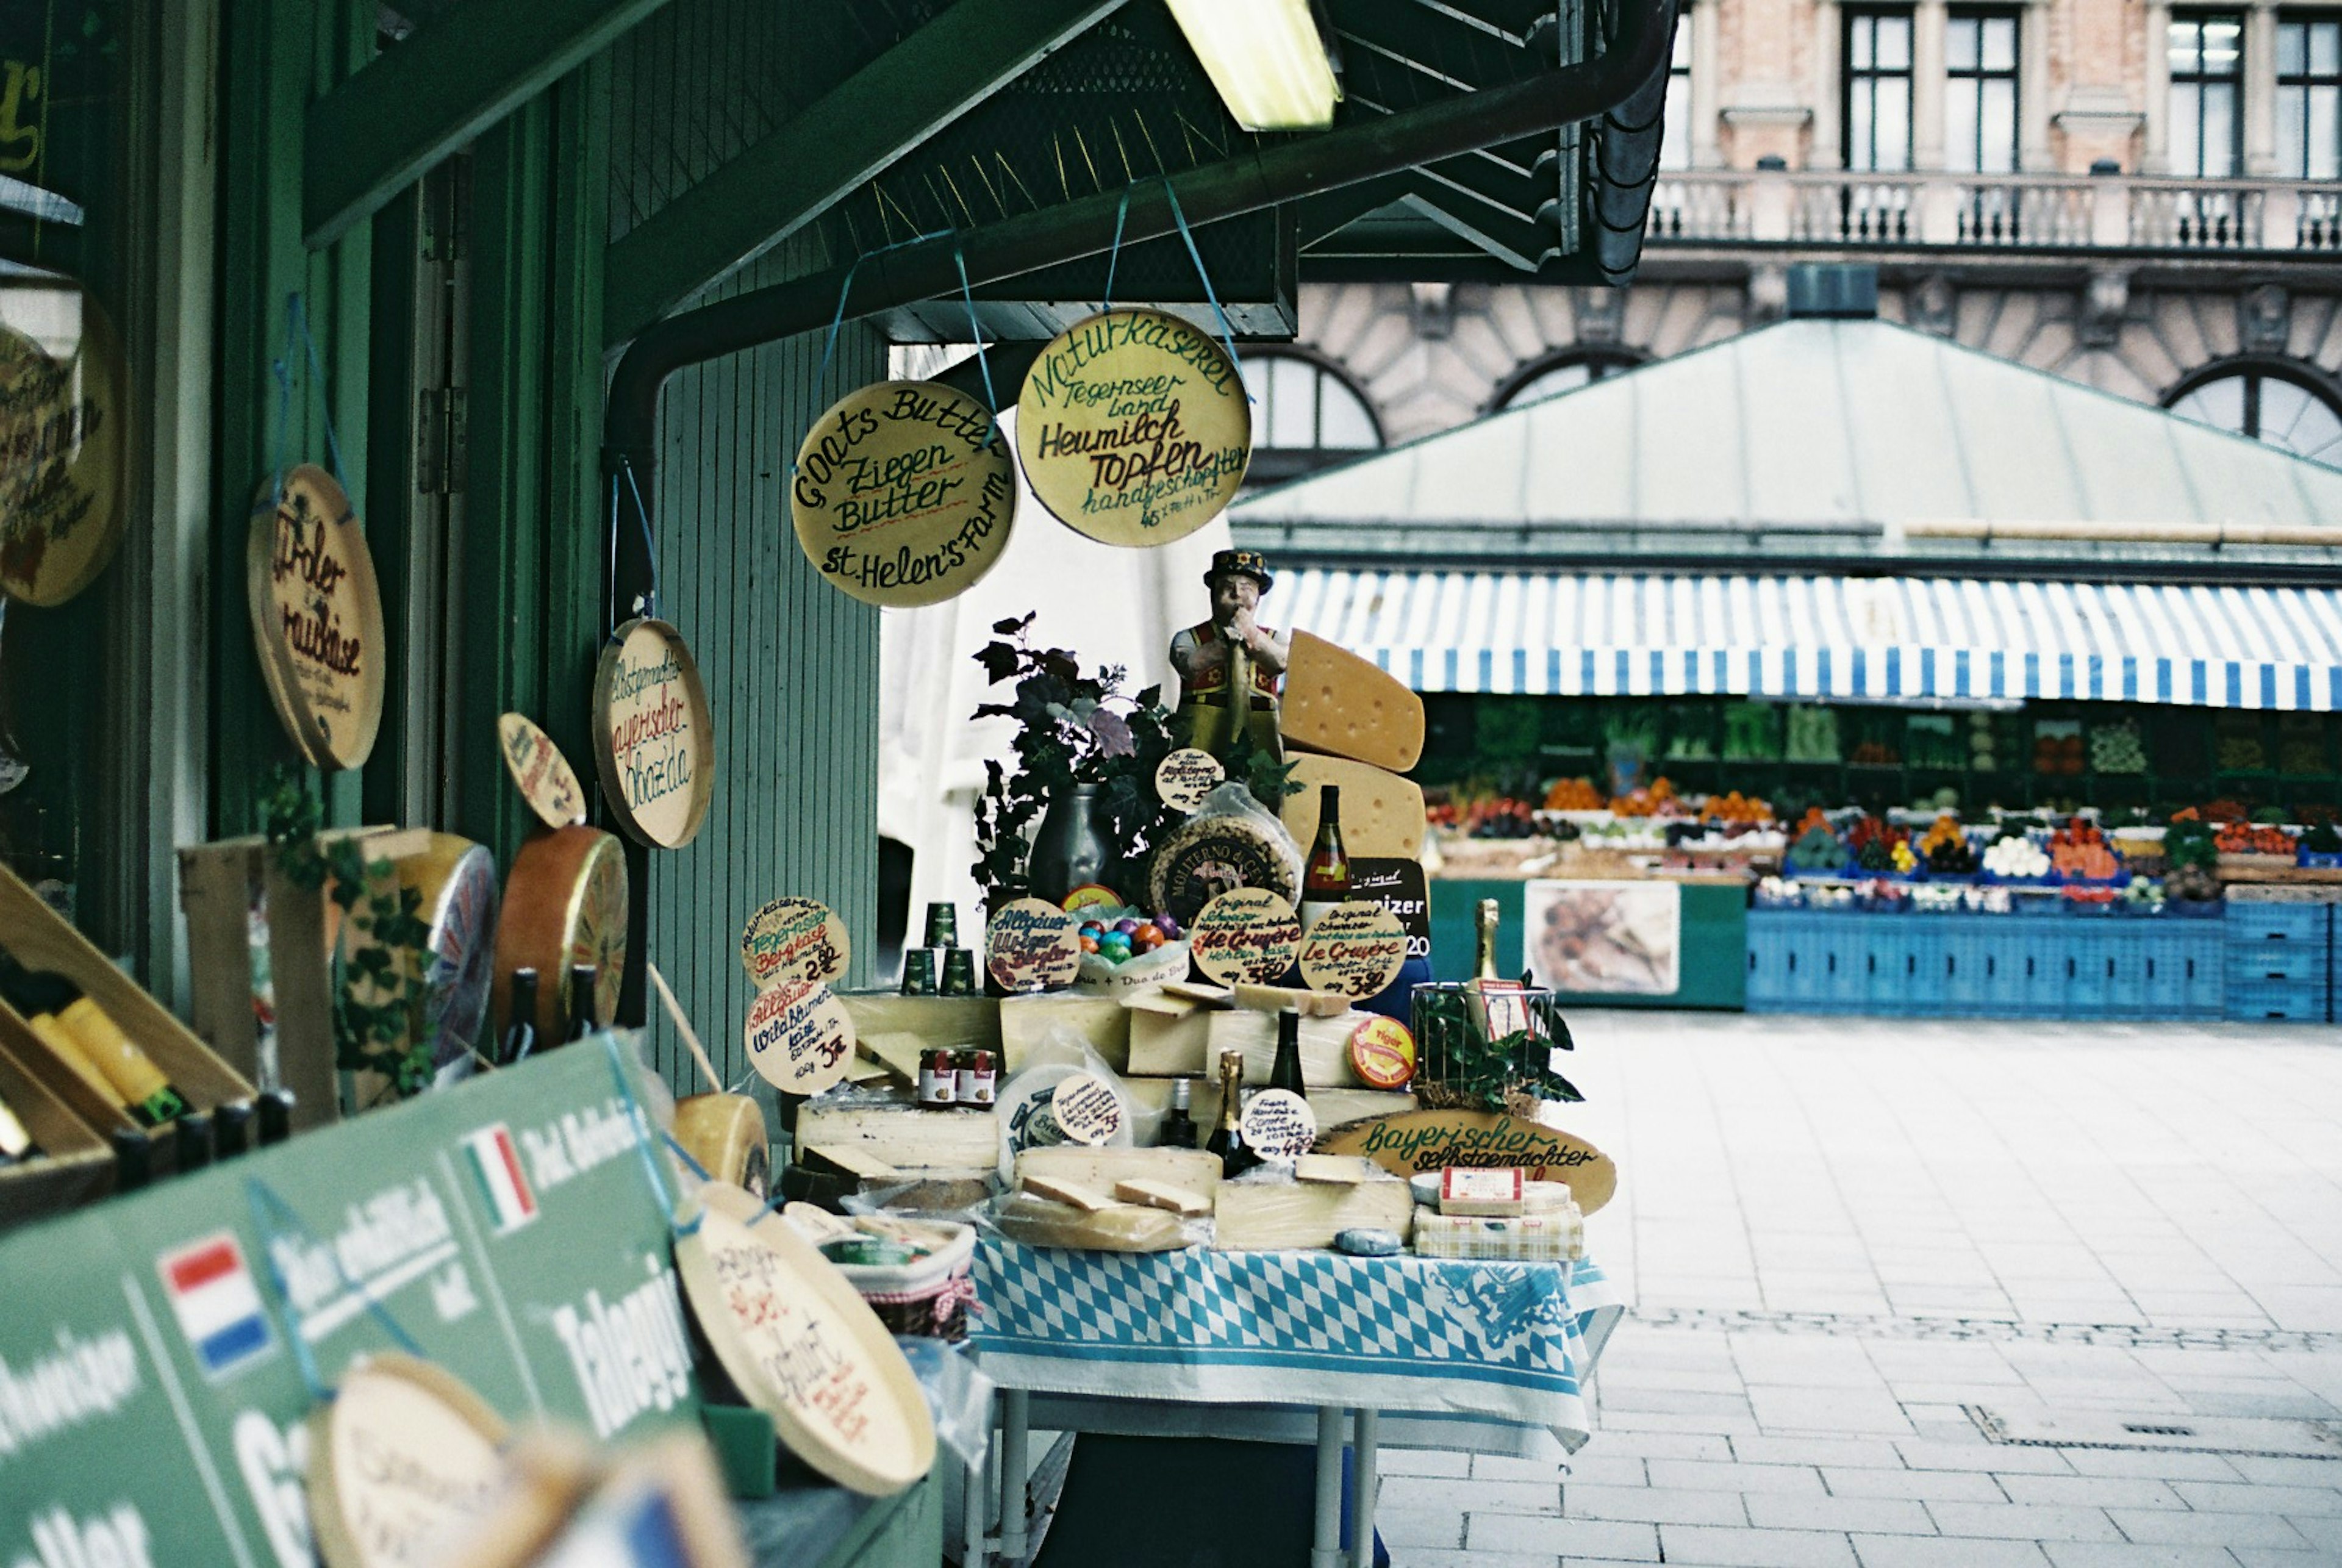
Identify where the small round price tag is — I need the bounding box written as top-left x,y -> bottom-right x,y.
1348,1015 -> 1417,1090
1298,903 -> 1409,1000
1049,1072 -> 1125,1147
986,898 -> 1084,992
1155,748 -> 1225,812
1239,1089 -> 1317,1163
744,976 -> 856,1095
1189,888 -> 1301,986
741,897 -> 851,989
496,713 -> 587,829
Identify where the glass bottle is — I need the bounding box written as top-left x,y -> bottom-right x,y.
1268,1007 -> 1307,1099
1204,1048 -> 1258,1178
213,1100 -> 254,1161
502,968 -> 540,1064
0,958 -> 185,1126
1300,784 -> 1350,933
112,1128 -> 152,1193
257,1090 -> 296,1146
174,1111 -> 213,1176
1159,1077 -> 1198,1150
560,964 -> 599,1045
1474,898 -> 1502,982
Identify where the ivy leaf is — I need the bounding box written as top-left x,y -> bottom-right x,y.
991,613 -> 1036,636
1087,706 -> 1134,757
974,640 -> 1022,684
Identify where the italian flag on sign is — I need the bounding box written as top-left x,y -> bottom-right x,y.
462,1123 -> 538,1234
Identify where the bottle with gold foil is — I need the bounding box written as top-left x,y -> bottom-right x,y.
1203,1048 -> 1257,1178
1472,898 -> 1501,982
0,958 -> 186,1126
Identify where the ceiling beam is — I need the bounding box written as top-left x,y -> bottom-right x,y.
601,0 -> 1126,348
303,0 -> 671,248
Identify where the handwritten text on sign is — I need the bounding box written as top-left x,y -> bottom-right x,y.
1298,903 -> 1409,1000
1189,887 -> 1301,987
986,898 -> 1083,992
1239,1089 -> 1316,1162
744,978 -> 854,1095
256,464 -> 385,770
790,381 -> 1016,607
740,897 -> 850,989
497,712 -> 586,828
697,1212 -> 879,1457
1017,309 -> 1250,548
595,620 -> 711,849
1048,1072 -> 1124,1147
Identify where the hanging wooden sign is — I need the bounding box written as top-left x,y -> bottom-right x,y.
739,896 -> 850,989
0,296 -> 126,607
397,833 -> 502,1081
1017,309 -> 1251,548
492,825 -> 629,1043
496,712 -> 588,829
985,898 -> 1083,992
1298,903 -> 1409,1000
743,975 -> 854,1095
1155,748 -> 1225,812
790,380 -> 1016,607
246,463 -> 387,771
592,618 -> 714,850
1189,887 -> 1301,986
307,1353 -> 510,1568
675,1183 -> 936,1497
1319,1109 -> 1617,1214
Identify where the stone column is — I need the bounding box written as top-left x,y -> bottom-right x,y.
1913,0 -> 1949,169
2143,0 -> 2172,173
2020,0 -> 2053,170
1812,0 -> 1843,168
1691,0 -> 1724,166
2244,0 -> 2279,176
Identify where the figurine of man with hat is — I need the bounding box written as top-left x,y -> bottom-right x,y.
1170,548 -> 1287,762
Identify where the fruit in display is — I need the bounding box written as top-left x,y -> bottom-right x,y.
1542,777 -> 1602,811
2049,817 -> 2118,879
2089,721 -> 2146,775
1982,833 -> 2050,879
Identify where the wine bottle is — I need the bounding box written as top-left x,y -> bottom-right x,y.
1299,784 -> 1350,933
501,968 -> 541,1064
256,1090 -> 296,1146
0,1087 -> 37,1164
1268,1007 -> 1307,1099
0,959 -> 185,1126
213,1100 -> 254,1161
1159,1077 -> 1198,1150
1473,898 -> 1501,982
560,964 -> 598,1045
174,1111 -> 213,1176
112,1128 -> 152,1194
1203,1049 -> 1258,1178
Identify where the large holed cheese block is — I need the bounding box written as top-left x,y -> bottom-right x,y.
1213,1171 -> 1414,1250
1279,631 -> 1425,773
1277,754 -> 1425,859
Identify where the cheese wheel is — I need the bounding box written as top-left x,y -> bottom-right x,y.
1278,754 -> 1425,859
672,1093 -> 770,1198
1279,632 -> 1425,773
493,825 -> 629,1042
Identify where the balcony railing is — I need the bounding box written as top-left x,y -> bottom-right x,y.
1644,170 -> 2342,254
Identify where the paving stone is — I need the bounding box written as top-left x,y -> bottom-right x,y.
1994,1475 -> 2188,1510
1923,1501 -> 2122,1542
1374,1504 -> 1467,1549
1467,1513 -> 1661,1561
1745,1494 -> 1936,1534
2060,1450 -> 2243,1482
1561,1483 -> 1749,1527
1386,1550 -> 1558,1568
2041,1545 -> 2254,1568
1656,1524 -> 1862,1566
1822,1467 -> 2009,1503
1748,1384 -> 1917,1436
1733,1435 -> 1913,1469
1474,1453 -> 1567,1483
2105,1509 -> 2310,1548
2226,1455 -> 2342,1487
1849,1537 -> 2052,1568
1645,1459 -> 1829,1495
1386,1475 -> 1560,1517
1594,1430 -> 1735,1462
1896,1440 -> 2075,1475
1562,1453 -> 1650,1487
1383,1447 -> 1472,1478
2168,1480 -> 2342,1516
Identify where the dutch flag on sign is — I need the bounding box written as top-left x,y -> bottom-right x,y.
462,1123 -> 539,1236
157,1233 -> 275,1380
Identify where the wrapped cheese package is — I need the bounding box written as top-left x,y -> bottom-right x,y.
992,1190 -> 1199,1253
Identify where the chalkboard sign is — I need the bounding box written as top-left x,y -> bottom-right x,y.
0,1037 -> 701,1568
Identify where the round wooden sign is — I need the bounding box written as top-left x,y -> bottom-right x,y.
246,464 -> 387,771
1155,748 -> 1225,812
985,898 -> 1083,992
790,379 -> 1016,607
307,1353 -> 509,1568
1320,1108 -> 1619,1214
1348,1015 -> 1417,1090
496,713 -> 587,829
1189,887 -> 1301,986
676,1183 -> 937,1497
1298,903 -> 1409,1000
0,296 -> 126,607
492,825 -> 629,1043
398,834 -> 502,1080
743,976 -> 854,1095
1049,1072 -> 1125,1147
592,618 -> 714,850
1239,1087 -> 1317,1162
740,897 -> 850,989
1016,309 -> 1251,548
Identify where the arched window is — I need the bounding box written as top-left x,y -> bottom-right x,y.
2165,362 -> 2342,468
1239,352 -> 1382,482
1493,348 -> 1646,411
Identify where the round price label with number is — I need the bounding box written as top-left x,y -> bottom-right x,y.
986,898 -> 1084,992
496,713 -> 587,828
1155,748 -> 1225,812
1189,887 -> 1301,986
1049,1072 -> 1125,1147
741,897 -> 851,989
1348,1015 -> 1417,1090
745,976 -> 855,1094
1239,1089 -> 1317,1162
1298,903 -> 1409,1000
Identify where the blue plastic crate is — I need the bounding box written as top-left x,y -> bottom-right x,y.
2224,975 -> 2329,1023
2227,903 -> 2329,945
1976,921 -> 2035,1017
2058,925 -> 2113,1012
1745,913 -> 1795,1009
1942,920 -> 1996,1015
2018,917 -> 2074,1018
2227,946 -> 2326,986
2100,926 -> 2155,1018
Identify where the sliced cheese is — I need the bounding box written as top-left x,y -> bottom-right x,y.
1113,1178 -> 1211,1217
1232,983 -> 1350,1018
1294,1154 -> 1369,1185
1277,754 -> 1426,859
1020,1173 -> 1120,1212
1279,632 -> 1425,773
798,1142 -> 903,1182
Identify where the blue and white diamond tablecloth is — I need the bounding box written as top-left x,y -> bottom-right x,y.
972,1240 -> 1624,1447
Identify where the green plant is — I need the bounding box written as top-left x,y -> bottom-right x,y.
260,767 -> 437,1100
970,615 -> 1186,914
1411,985 -> 1583,1111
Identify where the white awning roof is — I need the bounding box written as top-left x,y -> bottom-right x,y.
1279,569 -> 2342,709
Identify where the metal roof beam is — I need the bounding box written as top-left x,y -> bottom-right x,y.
304,0 -> 671,248
601,0 -> 1126,347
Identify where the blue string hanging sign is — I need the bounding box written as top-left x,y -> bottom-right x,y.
1015,177 -> 1253,548
786,232 -> 1018,607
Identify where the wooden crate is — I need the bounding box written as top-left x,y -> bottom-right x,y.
0,1037 -> 113,1229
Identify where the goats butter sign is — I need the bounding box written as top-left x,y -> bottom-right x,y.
1017,308 -> 1250,548
592,618 -> 714,849
790,379 -> 1014,607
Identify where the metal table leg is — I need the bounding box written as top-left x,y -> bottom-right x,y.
1349,1409 -> 1379,1568
964,1448 -> 989,1568
1311,1405 -> 1345,1568
998,1388 -> 1031,1565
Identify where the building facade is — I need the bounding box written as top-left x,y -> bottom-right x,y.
1253,0 -> 2342,469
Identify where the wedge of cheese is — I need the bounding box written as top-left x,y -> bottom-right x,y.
1280,632 -> 1425,772
1277,754 -> 1425,859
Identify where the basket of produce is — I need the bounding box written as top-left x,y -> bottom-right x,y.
1980,829 -> 2052,882
2216,820 -> 2299,873
2297,823 -> 2342,868
1915,814 -> 1978,878
1410,983 -> 1580,1115
2048,817 -> 2127,887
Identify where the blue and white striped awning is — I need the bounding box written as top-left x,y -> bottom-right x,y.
1278,570 -> 2342,709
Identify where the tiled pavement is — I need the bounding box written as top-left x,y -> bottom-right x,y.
1383,1012 -> 2342,1567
